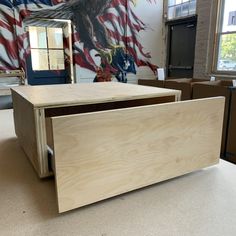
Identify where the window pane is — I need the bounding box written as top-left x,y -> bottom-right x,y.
47,28 -> 63,49
168,6 -> 176,20
189,0 -> 196,15
29,26 -> 47,48
49,50 -> 65,70
222,0 -> 236,32
217,34 -> 236,71
182,2 -> 189,16
175,5 -> 182,17
168,0 -> 176,6
31,49 -> 49,70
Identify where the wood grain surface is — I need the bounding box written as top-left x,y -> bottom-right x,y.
51,97 -> 224,213
11,82 -> 181,108
11,83 -> 180,178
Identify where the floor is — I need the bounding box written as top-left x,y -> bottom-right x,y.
1,109 -> 236,236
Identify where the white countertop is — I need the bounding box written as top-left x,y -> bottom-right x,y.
0,109 -> 236,236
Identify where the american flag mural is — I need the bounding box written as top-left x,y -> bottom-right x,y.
0,0 -> 157,78
0,0 -> 65,70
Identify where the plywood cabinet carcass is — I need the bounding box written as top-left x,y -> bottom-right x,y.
11,82 -> 224,213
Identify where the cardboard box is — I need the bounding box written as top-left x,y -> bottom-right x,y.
192,80 -> 233,157
164,78 -> 209,100
138,79 -> 165,88
226,87 -> 236,163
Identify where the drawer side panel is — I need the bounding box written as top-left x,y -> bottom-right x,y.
11,90 -> 39,173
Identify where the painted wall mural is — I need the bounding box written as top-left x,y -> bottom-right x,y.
0,0 -> 158,82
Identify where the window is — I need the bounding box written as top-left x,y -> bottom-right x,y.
28,26 -> 65,71
216,0 -> 236,72
167,0 -> 196,20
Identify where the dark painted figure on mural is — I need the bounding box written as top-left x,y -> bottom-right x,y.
93,48 -> 136,83
72,0 -> 113,51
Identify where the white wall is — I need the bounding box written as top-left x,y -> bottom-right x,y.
130,0 -> 164,82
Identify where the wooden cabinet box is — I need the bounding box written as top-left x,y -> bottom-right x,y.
11,82 -> 224,213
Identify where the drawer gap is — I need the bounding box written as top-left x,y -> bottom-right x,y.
44,96 -> 175,118
47,145 -> 54,173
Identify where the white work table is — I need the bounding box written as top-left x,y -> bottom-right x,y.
1,109 -> 236,235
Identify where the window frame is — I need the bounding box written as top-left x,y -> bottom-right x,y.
28,26 -> 65,71
213,0 -> 236,75
167,0 -> 197,21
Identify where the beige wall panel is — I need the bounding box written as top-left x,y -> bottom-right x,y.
51,97 -> 224,213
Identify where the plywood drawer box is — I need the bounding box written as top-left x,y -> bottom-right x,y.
11,82 -> 224,213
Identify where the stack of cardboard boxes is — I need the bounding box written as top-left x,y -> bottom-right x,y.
138,79 -> 165,88
164,78 -> 209,100
138,78 -> 236,164
192,80 -> 233,160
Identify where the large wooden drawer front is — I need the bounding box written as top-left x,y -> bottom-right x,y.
50,97 -> 224,213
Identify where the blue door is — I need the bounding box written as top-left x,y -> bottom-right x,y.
26,26 -> 70,85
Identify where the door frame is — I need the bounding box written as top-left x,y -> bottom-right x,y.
24,18 -> 75,85
165,15 -> 197,78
